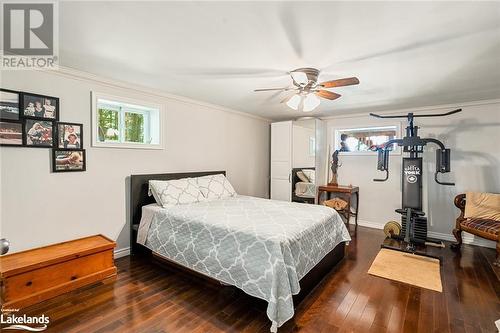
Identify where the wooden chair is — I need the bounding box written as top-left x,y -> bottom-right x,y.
451,193 -> 500,266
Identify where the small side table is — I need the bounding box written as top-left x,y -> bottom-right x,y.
318,185 -> 359,226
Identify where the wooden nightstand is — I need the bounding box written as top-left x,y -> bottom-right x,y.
318,185 -> 359,226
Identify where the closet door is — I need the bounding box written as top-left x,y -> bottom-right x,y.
271,121 -> 292,201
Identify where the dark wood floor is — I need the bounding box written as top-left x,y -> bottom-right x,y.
11,226 -> 500,333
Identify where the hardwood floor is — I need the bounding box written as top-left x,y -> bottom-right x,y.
8,226 -> 500,333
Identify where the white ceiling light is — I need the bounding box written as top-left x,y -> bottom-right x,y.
286,94 -> 302,110
290,71 -> 309,86
303,93 -> 320,112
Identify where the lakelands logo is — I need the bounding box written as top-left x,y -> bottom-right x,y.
1,1 -> 58,69
404,165 -> 420,184
1,309 -> 49,331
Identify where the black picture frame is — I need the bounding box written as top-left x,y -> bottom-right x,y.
21,92 -> 59,121
0,120 -> 24,147
56,122 -> 83,149
52,149 -> 86,172
0,88 -> 21,121
24,119 -> 55,148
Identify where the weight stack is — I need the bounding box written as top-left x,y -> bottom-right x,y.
401,215 -> 427,244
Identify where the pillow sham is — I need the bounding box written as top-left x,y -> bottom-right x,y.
302,169 -> 315,183
196,174 -> 236,199
296,171 -> 310,183
149,178 -> 205,207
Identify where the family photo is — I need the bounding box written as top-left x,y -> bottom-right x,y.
0,121 -> 23,146
58,123 -> 82,149
53,150 -> 86,172
0,89 -> 20,120
22,93 -> 59,120
25,120 -> 54,147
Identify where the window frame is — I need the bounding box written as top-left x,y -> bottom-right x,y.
332,123 -> 402,156
91,91 -> 164,150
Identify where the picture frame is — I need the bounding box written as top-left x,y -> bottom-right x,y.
56,122 -> 83,149
24,119 -> 55,148
0,88 -> 21,121
52,149 -> 86,172
21,92 -> 59,121
0,120 -> 24,146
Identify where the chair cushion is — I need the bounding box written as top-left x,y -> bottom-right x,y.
465,192 -> 500,222
460,218 -> 500,237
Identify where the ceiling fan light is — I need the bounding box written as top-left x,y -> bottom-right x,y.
286,94 -> 302,110
303,93 -> 320,112
290,71 -> 308,86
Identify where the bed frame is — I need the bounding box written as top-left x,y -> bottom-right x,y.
129,171 -> 346,307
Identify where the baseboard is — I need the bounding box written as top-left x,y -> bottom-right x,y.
114,247 -> 131,259
350,220 -> 496,249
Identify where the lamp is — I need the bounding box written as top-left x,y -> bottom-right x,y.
286,94 -> 302,110
290,71 -> 309,86
303,93 -> 320,112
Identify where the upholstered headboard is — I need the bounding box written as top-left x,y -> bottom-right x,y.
129,171 -> 225,254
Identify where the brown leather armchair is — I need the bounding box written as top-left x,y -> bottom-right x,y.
451,193 -> 500,266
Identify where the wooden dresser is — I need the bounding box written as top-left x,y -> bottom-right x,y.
0,235 -> 117,310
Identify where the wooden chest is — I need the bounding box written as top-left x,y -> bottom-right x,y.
0,235 -> 117,310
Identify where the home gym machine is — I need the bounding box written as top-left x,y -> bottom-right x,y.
371,109 -> 462,257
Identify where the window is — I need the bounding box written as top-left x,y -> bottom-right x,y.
334,125 -> 400,155
92,92 -> 163,149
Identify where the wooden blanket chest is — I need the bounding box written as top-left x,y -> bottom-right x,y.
0,235 -> 117,310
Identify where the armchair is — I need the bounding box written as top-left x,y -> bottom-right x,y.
451,193 -> 500,266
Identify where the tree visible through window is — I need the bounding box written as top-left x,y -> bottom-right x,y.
125,112 -> 144,143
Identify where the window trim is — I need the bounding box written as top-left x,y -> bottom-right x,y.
91,91 -> 165,150
332,123 -> 402,156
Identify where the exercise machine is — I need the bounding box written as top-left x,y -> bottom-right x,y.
371,109 -> 462,256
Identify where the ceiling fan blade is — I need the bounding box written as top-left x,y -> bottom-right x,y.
315,90 -> 341,100
254,87 -> 296,92
280,94 -> 294,104
319,77 -> 359,88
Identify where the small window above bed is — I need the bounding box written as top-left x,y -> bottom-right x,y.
91,92 -> 164,149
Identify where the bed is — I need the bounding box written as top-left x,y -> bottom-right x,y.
130,171 -> 350,332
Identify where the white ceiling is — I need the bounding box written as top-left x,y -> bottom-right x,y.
59,1 -> 500,120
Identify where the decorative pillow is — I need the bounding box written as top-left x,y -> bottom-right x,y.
196,174 -> 236,200
302,169 -> 316,183
465,192 -> 500,222
148,178 -> 205,207
296,171 -> 310,183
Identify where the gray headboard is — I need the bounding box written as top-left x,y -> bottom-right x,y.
129,170 -> 225,254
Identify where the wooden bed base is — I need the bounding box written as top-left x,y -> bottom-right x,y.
129,171 -> 346,308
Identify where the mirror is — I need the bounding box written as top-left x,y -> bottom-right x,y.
334,125 -> 399,154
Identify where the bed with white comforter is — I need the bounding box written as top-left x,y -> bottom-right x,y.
138,195 -> 350,332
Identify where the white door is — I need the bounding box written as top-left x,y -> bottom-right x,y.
271,121 -> 292,201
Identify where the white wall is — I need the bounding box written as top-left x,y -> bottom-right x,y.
325,101 -> 500,247
0,68 -> 270,254
292,121 -> 315,168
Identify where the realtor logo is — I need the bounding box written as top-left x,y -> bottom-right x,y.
1,2 -> 58,69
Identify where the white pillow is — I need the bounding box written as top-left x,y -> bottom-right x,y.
148,178 -> 205,207
302,169 -> 315,183
196,174 -> 236,200
296,171 -> 310,183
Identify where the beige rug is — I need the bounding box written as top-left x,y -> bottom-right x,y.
368,248 -> 442,292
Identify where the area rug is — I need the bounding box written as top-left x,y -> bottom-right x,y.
368,248 -> 442,292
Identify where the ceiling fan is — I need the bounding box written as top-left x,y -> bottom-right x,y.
254,68 -> 359,112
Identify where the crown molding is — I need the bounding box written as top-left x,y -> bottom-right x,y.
35,65 -> 272,122
319,98 -> 500,120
